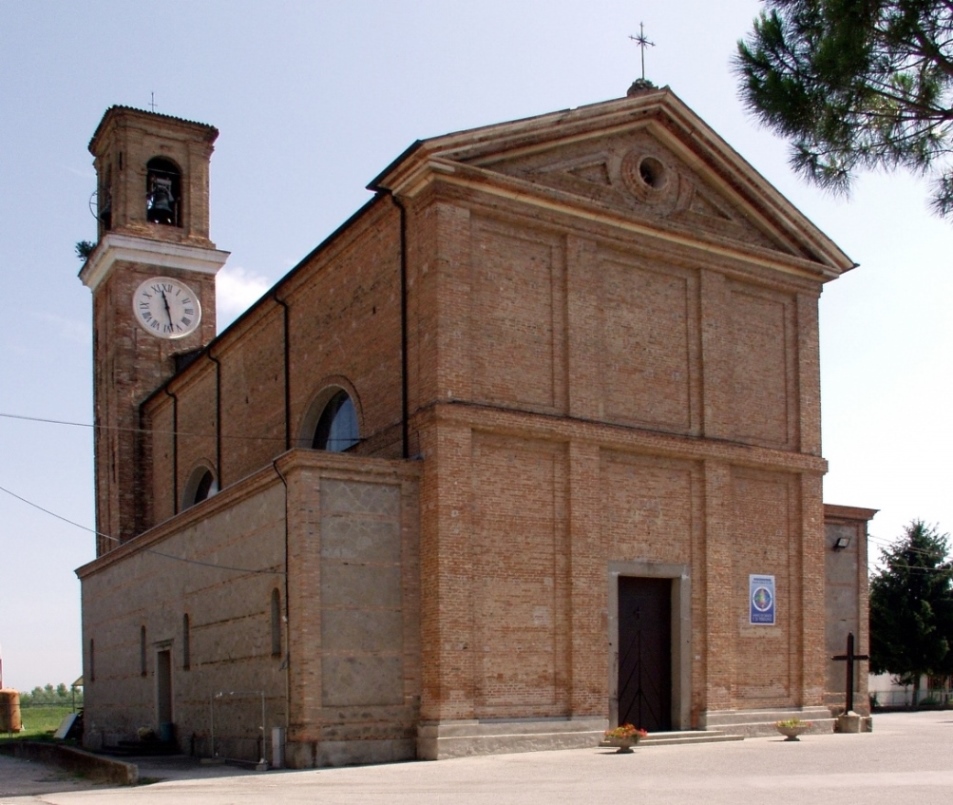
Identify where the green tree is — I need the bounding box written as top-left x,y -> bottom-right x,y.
869,520 -> 953,705
736,0 -> 953,217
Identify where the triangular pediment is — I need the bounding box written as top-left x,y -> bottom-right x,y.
371,89 -> 854,277
475,129 -> 784,252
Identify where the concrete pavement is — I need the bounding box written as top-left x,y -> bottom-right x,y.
2,710 -> 952,804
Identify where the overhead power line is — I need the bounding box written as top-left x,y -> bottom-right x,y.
0,482 -> 284,577
0,411 -> 286,443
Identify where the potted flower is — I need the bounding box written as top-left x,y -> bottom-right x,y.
775,718 -> 812,741
603,723 -> 648,753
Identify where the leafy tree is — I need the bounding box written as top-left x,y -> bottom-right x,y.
18,682 -> 82,707
736,0 -> 953,218
869,520 -> 953,705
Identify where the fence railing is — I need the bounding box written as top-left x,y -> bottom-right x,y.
871,687 -> 953,708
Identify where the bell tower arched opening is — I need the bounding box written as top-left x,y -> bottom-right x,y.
146,157 -> 182,226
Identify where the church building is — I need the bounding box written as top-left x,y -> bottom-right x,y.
76,83 -> 873,767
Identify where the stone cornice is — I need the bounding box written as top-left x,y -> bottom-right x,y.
416,400 -> 829,476
79,233 -> 229,292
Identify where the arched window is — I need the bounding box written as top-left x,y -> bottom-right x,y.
271,589 -> 282,657
193,470 -> 217,502
99,164 -> 113,231
146,157 -> 182,226
312,389 -> 359,452
183,466 -> 218,509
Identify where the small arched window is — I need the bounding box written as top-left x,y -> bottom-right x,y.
193,470 -> 217,503
183,466 -> 218,509
146,157 -> 182,226
99,164 -> 113,231
312,390 -> 359,452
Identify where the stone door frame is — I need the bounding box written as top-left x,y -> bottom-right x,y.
608,561 -> 691,731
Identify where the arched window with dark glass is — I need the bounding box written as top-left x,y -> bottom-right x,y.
146,157 -> 182,226
183,466 -> 218,509
312,390 -> 359,452
193,470 -> 217,503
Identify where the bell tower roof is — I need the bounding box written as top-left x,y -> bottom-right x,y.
88,106 -> 218,154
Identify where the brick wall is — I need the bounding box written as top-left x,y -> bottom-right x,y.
824,504 -> 875,714
79,450 -> 420,766
408,177 -> 830,726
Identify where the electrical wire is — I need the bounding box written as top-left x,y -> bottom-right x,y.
0,411 -> 286,443
0,482 -> 285,576
0,410 -> 368,448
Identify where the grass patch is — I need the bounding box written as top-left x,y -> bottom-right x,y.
0,705 -> 76,741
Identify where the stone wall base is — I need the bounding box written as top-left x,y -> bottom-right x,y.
417,717 -> 607,760
285,738 -> 415,768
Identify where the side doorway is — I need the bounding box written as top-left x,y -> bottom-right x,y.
156,647 -> 174,743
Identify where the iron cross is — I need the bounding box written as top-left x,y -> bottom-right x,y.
629,22 -> 655,81
832,632 -> 870,713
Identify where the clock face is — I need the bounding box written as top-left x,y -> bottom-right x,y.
132,277 -> 202,339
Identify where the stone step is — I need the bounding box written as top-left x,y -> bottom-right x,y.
642,730 -> 745,746
600,730 -> 744,749
699,707 -> 834,737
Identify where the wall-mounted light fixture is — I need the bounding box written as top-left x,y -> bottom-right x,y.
833,535 -> 851,551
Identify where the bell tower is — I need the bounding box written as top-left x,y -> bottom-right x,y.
80,107 -> 229,555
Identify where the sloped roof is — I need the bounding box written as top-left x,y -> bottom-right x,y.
89,105 -> 218,154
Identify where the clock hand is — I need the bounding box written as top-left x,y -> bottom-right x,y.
160,291 -> 174,327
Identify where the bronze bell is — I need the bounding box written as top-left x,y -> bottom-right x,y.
147,176 -> 176,225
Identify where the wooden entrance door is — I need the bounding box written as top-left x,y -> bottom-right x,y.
618,576 -> 672,732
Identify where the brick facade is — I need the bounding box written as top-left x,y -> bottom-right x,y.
78,88 -> 871,766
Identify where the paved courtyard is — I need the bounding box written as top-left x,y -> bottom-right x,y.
2,711 -> 952,804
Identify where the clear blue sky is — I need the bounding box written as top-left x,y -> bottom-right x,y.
1,1 -> 950,692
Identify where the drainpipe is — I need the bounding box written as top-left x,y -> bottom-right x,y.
272,459 -> 292,746
164,387 -> 178,513
383,191 -> 410,459
273,293 -> 292,450
207,348 -> 223,486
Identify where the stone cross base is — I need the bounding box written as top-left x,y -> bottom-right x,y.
835,711 -> 873,733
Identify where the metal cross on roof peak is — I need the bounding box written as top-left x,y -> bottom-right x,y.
629,22 -> 655,82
